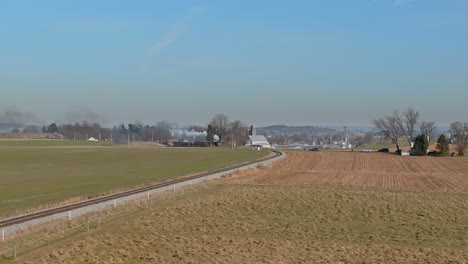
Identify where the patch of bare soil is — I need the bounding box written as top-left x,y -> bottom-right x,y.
229,151 -> 468,193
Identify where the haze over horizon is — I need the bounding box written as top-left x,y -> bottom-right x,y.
1,1 -> 467,127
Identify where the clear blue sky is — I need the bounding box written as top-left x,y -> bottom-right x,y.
1,0 -> 467,126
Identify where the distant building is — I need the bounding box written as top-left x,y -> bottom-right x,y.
401,150 -> 410,156
322,144 -> 343,149
273,141 -> 313,150
246,135 -> 271,148
246,125 -> 271,148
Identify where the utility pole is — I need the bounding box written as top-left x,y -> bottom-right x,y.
344,126 -> 348,148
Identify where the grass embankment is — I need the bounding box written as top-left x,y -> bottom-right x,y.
13,185 -> 468,263
0,147 -> 269,216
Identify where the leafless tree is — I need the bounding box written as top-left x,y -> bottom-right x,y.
354,132 -> 375,147
210,114 -> 230,145
373,115 -> 402,152
153,121 -> 172,142
60,122 -> 110,141
363,132 -> 375,145
419,121 -> 437,143
449,122 -> 468,156
270,134 -> 288,145
227,120 -> 248,147
186,125 -> 205,133
22,125 -> 40,133
394,108 -> 420,147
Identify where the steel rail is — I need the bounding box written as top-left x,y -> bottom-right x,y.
0,150 -> 282,229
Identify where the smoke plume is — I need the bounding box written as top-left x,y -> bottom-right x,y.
64,107 -> 106,124
0,106 -> 39,125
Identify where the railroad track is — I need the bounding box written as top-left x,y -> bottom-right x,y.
0,150 -> 282,229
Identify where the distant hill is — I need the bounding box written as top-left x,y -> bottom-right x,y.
324,125 -> 374,132
260,125 -> 336,134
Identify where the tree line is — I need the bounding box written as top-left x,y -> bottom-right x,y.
374,108 -> 468,156
12,114 -> 252,147
34,121 -> 173,142
206,114 -> 248,146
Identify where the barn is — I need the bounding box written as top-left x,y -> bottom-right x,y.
246,135 -> 271,148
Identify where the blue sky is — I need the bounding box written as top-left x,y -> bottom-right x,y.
1,0 -> 467,126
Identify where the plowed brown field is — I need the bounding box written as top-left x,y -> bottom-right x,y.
231,151 -> 468,192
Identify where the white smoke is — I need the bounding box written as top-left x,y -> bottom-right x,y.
171,128 -> 207,142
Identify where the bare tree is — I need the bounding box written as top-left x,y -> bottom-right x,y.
449,122 -> 468,156
186,125 -> 205,133
227,120 -> 248,147
154,121 -> 172,142
373,115 -> 403,152
394,108 -> 420,147
354,132 -> 374,147
270,134 -> 288,145
59,122 -> 110,141
22,125 -> 40,133
210,114 -> 230,145
419,121 -> 437,143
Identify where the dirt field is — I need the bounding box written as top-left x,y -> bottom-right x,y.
230,151 -> 468,193
4,151 -> 468,263
10,185 -> 468,264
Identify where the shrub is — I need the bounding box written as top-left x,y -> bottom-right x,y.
436,134 -> 449,156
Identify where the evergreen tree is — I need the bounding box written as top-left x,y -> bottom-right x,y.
412,134 -> 429,156
436,134 -> 449,156
47,123 -> 58,133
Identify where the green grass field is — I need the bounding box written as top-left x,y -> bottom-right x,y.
0,147 -> 268,216
0,140 -> 113,147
